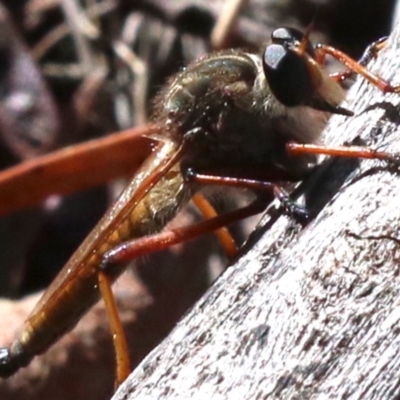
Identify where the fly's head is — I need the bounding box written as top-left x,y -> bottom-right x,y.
262,27 -> 352,116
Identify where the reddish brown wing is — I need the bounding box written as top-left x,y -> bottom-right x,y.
30,138 -> 181,315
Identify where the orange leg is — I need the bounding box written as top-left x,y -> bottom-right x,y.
314,37 -> 395,89
184,170 -> 308,221
98,199 -> 263,387
192,193 -> 238,258
101,201 -> 264,268
102,192 -> 239,387
314,37 -> 386,69
315,38 -> 383,80
327,38 -> 386,82
98,271 -> 130,387
286,142 -> 399,161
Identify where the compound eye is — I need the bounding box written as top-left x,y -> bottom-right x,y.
271,27 -> 316,58
263,43 -> 313,107
272,27 -> 302,43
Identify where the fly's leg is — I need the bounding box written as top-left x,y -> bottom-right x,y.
97,200 -> 263,387
97,271 -> 131,387
100,201 -> 265,269
325,37 -> 388,83
185,169 -> 310,223
314,39 -> 399,92
97,189 -> 245,387
192,193 -> 238,258
286,142 -> 400,162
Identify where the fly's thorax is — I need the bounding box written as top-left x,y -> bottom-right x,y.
153,50 -> 259,140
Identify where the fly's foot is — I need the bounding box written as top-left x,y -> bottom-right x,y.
273,188 -> 310,224
282,200 -> 310,225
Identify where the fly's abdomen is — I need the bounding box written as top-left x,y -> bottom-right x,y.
0,167 -> 189,377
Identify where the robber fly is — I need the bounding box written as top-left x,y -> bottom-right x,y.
0,27 -> 399,386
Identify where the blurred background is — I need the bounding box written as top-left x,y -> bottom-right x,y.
0,0 -> 398,399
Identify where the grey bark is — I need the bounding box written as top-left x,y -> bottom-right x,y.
112,22 -> 400,400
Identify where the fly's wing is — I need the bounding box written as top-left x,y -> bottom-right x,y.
30,138 -> 182,315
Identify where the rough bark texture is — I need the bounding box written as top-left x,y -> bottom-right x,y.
113,23 -> 400,400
